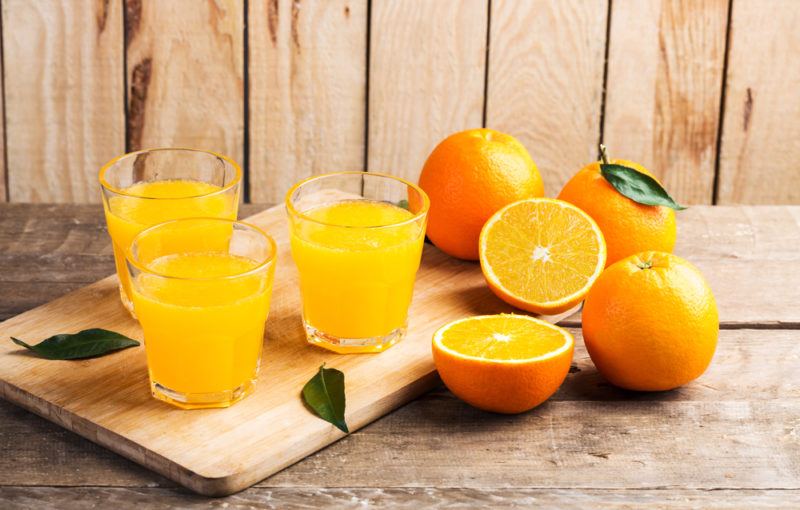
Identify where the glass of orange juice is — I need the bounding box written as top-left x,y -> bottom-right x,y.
99,148 -> 241,315
126,218 -> 277,409
286,172 -> 430,353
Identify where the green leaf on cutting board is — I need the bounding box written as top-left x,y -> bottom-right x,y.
302,364 -> 349,433
11,328 -> 140,360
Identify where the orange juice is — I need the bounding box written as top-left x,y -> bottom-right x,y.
103,180 -> 237,307
131,250 -> 275,409
289,200 -> 425,347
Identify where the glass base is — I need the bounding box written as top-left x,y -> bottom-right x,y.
118,283 -> 137,319
304,321 -> 406,354
150,378 -> 256,410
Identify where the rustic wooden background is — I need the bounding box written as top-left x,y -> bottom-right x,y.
0,0 -> 797,205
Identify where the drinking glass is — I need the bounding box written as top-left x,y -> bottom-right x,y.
99,148 -> 241,315
126,218 -> 276,409
286,172 -> 429,353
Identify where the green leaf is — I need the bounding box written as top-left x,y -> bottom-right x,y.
600,164 -> 687,210
396,199 -> 409,210
302,364 -> 349,433
11,329 -> 140,360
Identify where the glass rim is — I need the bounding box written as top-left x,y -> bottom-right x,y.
284,171 -> 430,230
125,217 -> 277,282
98,147 -> 242,200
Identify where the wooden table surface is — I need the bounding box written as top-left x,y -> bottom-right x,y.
1,203 -> 798,509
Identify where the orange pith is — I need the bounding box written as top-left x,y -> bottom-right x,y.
479,198 -> 606,315
432,314 -> 574,414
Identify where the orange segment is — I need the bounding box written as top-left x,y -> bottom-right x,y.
432,314 -> 574,414
479,198 -> 606,314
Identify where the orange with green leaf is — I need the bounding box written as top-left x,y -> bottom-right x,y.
557,145 -> 684,266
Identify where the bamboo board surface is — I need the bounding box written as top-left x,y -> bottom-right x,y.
0,202 -> 571,496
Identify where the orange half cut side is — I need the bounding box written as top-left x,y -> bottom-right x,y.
479,198 -> 606,315
432,314 -> 575,414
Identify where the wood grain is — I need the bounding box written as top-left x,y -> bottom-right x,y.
0,399 -> 171,488
1,327 -> 796,488
125,0 -> 244,164
486,0 -> 607,196
673,205 -> 800,261
717,0 -> 800,204
2,0 -> 125,203
2,487 -> 798,509
560,329 -> 800,403
657,205 -> 800,327
559,205 -> 800,327
268,402 -> 800,490
0,204 -> 798,504
2,205 -> 798,326
603,0 -> 728,205
0,283 -> 86,323
248,0 -> 367,203
0,203 -> 264,322
367,0 -> 487,181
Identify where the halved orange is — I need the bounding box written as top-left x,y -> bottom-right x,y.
479,198 -> 606,315
432,314 -> 574,413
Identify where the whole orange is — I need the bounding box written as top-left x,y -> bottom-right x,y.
557,159 -> 676,266
419,128 -> 544,260
582,251 -> 718,391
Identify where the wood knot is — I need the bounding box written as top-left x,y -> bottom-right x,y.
743,87 -> 754,132
267,0 -> 278,45
128,58 -> 152,150
125,0 -> 143,46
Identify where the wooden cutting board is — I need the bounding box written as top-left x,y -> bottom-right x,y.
0,203 -> 575,496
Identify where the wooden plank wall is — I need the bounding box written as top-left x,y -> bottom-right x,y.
248,0 -> 367,204
717,0 -> 800,204
0,0 -> 797,205
2,0 -> 125,202
125,0 -> 244,162
486,0 -> 607,196
603,0 -> 729,205
368,0 -> 487,183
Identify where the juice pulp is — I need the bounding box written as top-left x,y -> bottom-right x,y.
289,200 -> 425,342
131,252 -> 274,407
103,180 -> 237,303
